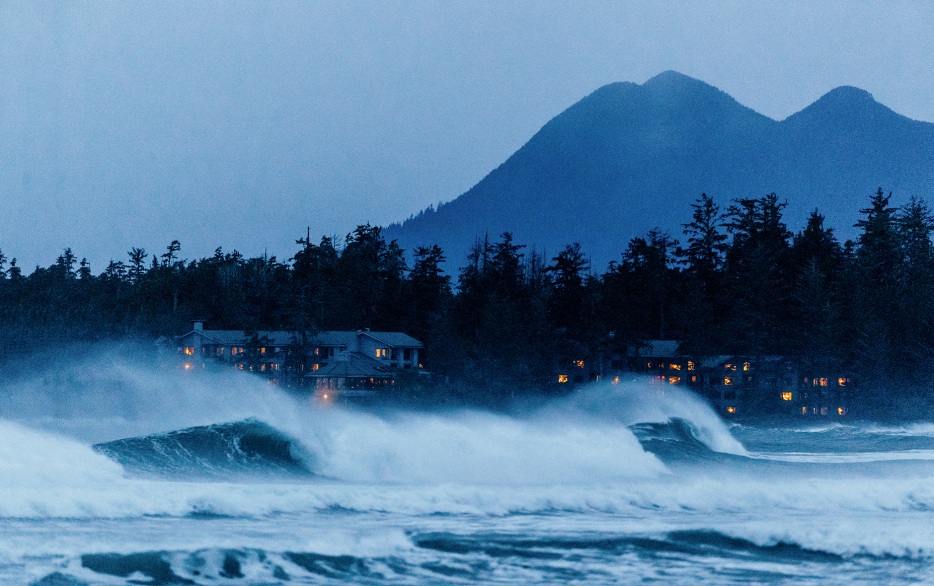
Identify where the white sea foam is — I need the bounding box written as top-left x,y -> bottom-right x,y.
5,350 -> 934,571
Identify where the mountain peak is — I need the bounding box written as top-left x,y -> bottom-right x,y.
643,70 -> 712,91
785,85 -> 898,124
816,85 -> 877,108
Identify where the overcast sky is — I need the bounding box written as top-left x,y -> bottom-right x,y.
2,1 -> 933,271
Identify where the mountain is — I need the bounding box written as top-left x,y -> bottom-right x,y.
384,71 -> 934,269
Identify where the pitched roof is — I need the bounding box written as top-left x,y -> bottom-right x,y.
180,330 -> 298,346
358,331 -> 423,348
630,339 -> 683,358
306,353 -> 394,379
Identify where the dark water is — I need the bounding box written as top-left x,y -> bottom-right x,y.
4,382 -> 934,585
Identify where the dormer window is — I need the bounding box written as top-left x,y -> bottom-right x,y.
376,348 -> 388,358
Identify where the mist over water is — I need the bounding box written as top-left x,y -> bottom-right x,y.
3,348 -> 934,584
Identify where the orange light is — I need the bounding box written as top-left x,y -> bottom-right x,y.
724,376 -> 733,386
781,391 -> 793,401
819,378 -> 828,387
668,376 -> 681,384
558,374 -> 569,383
612,376 -> 620,384
726,406 -> 737,414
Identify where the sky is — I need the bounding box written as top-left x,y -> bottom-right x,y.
2,0 -> 934,271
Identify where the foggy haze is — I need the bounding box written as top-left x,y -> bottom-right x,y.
2,1 -> 934,270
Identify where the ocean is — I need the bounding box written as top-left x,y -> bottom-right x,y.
2,356 -> 934,585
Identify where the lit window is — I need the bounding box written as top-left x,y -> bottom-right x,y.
312,363 -> 319,371
726,406 -> 737,414
781,392 -> 793,401
819,378 -> 828,387
724,363 -> 732,370
670,363 -> 681,371
687,361 -> 695,371
612,376 -> 620,384
838,377 -> 848,387
260,347 -> 266,355
802,406 -> 807,414
184,347 -> 195,356
743,362 -> 750,371
573,360 -> 585,368
690,375 -> 697,383
376,348 -> 388,358
837,407 -> 846,416
558,374 -> 569,383
260,364 -> 266,372
668,376 -> 681,384
183,363 -> 193,370
646,362 -> 652,369
724,376 -> 733,386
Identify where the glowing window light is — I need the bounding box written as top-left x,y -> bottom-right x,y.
726,406 -> 737,414
802,406 -> 808,414
781,391 -> 793,401
184,347 -> 195,356
743,362 -> 750,371
669,363 -> 681,371
260,347 -> 266,355
819,378 -> 828,387
558,374 -> 569,383
724,376 -> 733,386
183,363 -> 193,370
668,376 -> 681,384
573,360 -> 585,368
612,376 -> 620,384
838,377 -> 848,387
687,361 -> 695,371
312,363 -> 319,371
838,407 -> 846,416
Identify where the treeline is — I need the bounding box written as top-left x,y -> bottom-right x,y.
1,189 -> 933,404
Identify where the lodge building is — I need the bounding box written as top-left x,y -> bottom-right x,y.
555,338 -> 854,417
174,321 -> 425,400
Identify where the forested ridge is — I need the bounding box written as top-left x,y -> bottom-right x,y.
2,189 -> 933,408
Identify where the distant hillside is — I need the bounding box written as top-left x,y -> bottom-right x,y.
384,71 -> 934,268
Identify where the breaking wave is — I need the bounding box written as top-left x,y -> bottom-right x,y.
93,419 -> 315,479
